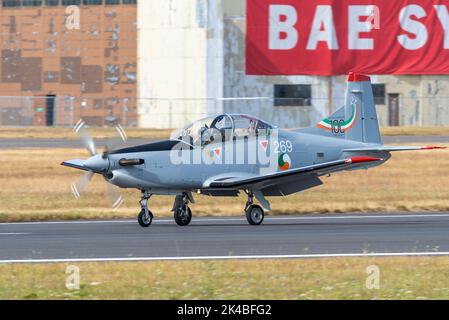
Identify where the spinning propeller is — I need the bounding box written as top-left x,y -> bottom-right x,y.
70,119 -> 128,209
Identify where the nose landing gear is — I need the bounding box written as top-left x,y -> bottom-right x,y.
137,191 -> 153,227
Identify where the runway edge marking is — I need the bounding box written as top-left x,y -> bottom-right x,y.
1,252 -> 449,264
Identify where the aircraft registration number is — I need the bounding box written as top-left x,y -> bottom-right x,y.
273,140 -> 293,153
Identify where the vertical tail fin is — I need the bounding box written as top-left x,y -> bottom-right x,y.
302,72 -> 381,144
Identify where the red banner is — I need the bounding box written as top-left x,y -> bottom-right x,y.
246,0 -> 449,75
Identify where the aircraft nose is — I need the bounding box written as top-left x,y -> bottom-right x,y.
83,154 -> 109,172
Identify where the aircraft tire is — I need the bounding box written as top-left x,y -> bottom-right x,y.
246,204 -> 264,225
174,205 -> 192,226
138,209 -> 153,227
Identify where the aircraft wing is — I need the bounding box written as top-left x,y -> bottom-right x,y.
343,145 -> 446,152
206,156 -> 382,189
61,159 -> 91,172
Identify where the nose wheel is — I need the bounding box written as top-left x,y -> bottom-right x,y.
137,191 -> 153,227
138,208 -> 153,227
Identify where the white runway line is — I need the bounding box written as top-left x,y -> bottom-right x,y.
0,233 -> 30,235
1,251 -> 449,264
1,213 -> 449,226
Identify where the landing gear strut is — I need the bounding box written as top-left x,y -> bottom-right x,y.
173,193 -> 192,226
137,191 -> 153,227
245,191 -> 264,225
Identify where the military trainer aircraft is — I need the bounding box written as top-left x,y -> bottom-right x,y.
62,72 -> 445,227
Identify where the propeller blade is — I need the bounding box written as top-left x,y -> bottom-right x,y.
70,171 -> 94,199
73,119 -> 97,156
103,124 -> 128,157
106,182 -> 124,210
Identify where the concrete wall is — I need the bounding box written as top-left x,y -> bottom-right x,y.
378,75 -> 449,126
138,0 -> 225,129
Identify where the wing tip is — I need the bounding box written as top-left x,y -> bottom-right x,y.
421,146 -> 447,150
345,156 -> 383,164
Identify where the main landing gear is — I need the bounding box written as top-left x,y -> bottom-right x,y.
137,191 -> 153,227
173,193 -> 192,226
244,191 -> 264,225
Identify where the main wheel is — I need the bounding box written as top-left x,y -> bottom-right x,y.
138,209 -> 153,227
174,205 -> 192,226
246,204 -> 264,225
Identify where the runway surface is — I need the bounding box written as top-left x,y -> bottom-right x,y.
0,135 -> 447,149
1,213 -> 449,263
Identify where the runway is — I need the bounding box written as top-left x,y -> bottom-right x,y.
0,135 -> 447,149
1,213 -> 449,263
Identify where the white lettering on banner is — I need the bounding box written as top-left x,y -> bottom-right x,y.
348,5 -> 375,50
266,4 -> 449,51
307,5 -> 339,50
269,5 -> 298,50
365,5 -> 380,30
434,5 -> 449,49
397,5 -> 428,50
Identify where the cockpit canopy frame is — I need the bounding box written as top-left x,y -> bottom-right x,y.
172,113 -> 274,147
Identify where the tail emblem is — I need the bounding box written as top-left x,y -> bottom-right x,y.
317,96 -> 358,133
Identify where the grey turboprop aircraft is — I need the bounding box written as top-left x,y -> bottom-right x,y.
62,72 -> 445,227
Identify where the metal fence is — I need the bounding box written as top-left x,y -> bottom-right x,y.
1,95 -> 449,129
0,96 -> 138,128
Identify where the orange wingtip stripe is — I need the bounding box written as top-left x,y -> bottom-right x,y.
421,146 -> 447,150
345,156 -> 383,164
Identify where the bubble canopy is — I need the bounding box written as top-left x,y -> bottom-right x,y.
172,114 -> 274,147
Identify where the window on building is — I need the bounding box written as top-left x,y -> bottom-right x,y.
3,0 -> 21,7
105,0 -> 120,4
22,0 -> 42,5
45,0 -> 59,5
274,84 -> 312,107
372,84 -> 386,105
83,0 -> 102,4
62,0 -> 80,5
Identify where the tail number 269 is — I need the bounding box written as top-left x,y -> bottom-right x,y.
273,140 -> 293,153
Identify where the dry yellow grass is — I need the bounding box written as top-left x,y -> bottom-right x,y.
380,126 -> 449,136
1,257 -> 449,299
0,127 -> 172,140
0,144 -> 448,222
